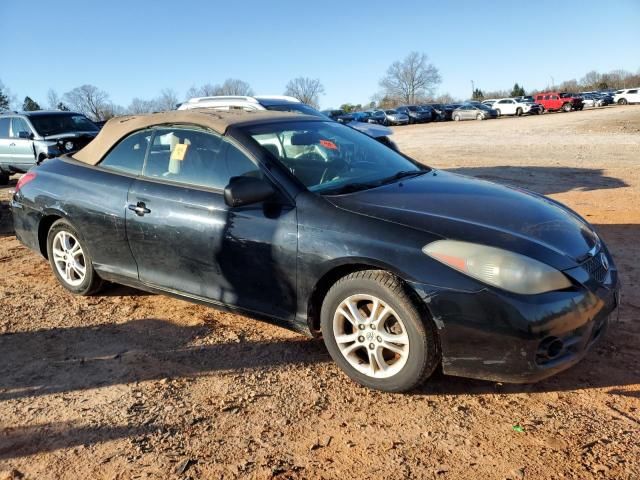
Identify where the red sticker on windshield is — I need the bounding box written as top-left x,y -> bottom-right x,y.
319,139 -> 338,150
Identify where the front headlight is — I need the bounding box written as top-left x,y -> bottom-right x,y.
423,240 -> 572,295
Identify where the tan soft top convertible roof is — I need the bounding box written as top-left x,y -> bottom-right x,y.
73,109 -> 311,165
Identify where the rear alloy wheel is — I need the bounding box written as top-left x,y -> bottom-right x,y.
321,270 -> 439,392
495,109 -> 501,117
453,114 -> 461,122
562,103 -> 572,112
516,107 -> 523,116
618,98 -> 628,105
539,106 -> 545,114
47,219 -> 103,295
476,113 -> 484,120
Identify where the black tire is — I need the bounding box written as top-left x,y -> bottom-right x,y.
539,106 -> 545,114
618,98 -> 627,105
320,270 -> 439,392
0,171 -> 9,185
516,107 -> 523,116
46,219 -> 103,295
562,102 -> 572,112
495,109 -> 501,117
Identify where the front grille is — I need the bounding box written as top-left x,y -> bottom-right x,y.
582,253 -> 607,283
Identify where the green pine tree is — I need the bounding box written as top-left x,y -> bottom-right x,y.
23,96 -> 41,111
472,88 -> 484,100
510,83 -> 525,97
0,88 -> 9,111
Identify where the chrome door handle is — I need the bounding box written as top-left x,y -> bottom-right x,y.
128,202 -> 151,216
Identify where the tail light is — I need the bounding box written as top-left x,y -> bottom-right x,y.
15,172 -> 37,193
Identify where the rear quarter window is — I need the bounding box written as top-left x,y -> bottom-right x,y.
98,130 -> 151,175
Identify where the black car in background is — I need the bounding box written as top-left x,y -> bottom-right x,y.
396,105 -> 432,124
366,110 -> 387,125
11,110 -> 619,392
321,109 -> 354,123
427,104 -> 456,121
0,111 -> 99,184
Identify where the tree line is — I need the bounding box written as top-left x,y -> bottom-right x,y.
1,61 -> 639,120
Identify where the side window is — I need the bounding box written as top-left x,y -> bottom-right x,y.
99,130 -> 150,175
544,95 -> 550,100
628,89 -> 638,94
0,118 -> 10,138
10,118 -> 32,138
552,95 -> 559,100
142,128 -> 261,190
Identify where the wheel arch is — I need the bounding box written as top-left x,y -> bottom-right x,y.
306,258 -> 422,336
37,209 -> 68,258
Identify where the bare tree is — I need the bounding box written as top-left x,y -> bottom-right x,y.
47,89 -> 60,109
155,88 -> 179,111
63,85 -> 111,120
127,97 -> 156,114
379,52 -> 441,104
218,79 -> 254,96
283,77 -> 325,108
185,79 -> 253,99
100,103 -> 126,120
434,93 -> 456,104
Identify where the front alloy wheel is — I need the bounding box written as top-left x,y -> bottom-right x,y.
321,270 -> 439,392
333,294 -> 409,379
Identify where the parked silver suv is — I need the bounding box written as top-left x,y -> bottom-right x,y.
0,111 -> 99,184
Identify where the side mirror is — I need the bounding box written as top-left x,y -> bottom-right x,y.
224,176 -> 275,208
18,131 -> 33,139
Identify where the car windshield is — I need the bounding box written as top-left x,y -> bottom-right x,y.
385,110 -> 397,114
475,103 -> 492,111
407,106 -> 419,112
265,103 -> 324,117
559,93 -> 573,98
245,120 -> 429,195
29,114 -> 98,136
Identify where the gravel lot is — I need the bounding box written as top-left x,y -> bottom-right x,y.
1,106 -> 638,479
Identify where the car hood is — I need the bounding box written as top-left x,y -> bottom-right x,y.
42,131 -> 98,141
327,170 -> 598,270
347,121 -> 393,138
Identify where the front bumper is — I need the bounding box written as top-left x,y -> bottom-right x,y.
410,263 -> 620,383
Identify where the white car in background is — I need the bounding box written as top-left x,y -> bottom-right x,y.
492,98 -> 541,116
614,88 -> 640,105
481,99 -> 499,107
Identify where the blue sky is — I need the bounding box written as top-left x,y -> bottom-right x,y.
1,0 -> 639,109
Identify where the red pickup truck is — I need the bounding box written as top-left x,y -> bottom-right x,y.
534,92 -> 583,112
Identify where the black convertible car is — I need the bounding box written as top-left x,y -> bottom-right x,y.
11,110 -> 619,392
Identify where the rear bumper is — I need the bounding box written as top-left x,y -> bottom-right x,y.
410,267 -> 620,383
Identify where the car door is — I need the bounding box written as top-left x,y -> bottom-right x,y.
125,126 -> 298,320
8,117 -> 36,169
627,89 -> 639,102
0,117 -> 11,167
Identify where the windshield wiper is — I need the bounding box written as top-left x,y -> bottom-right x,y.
320,170 -> 428,195
378,169 -> 428,185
